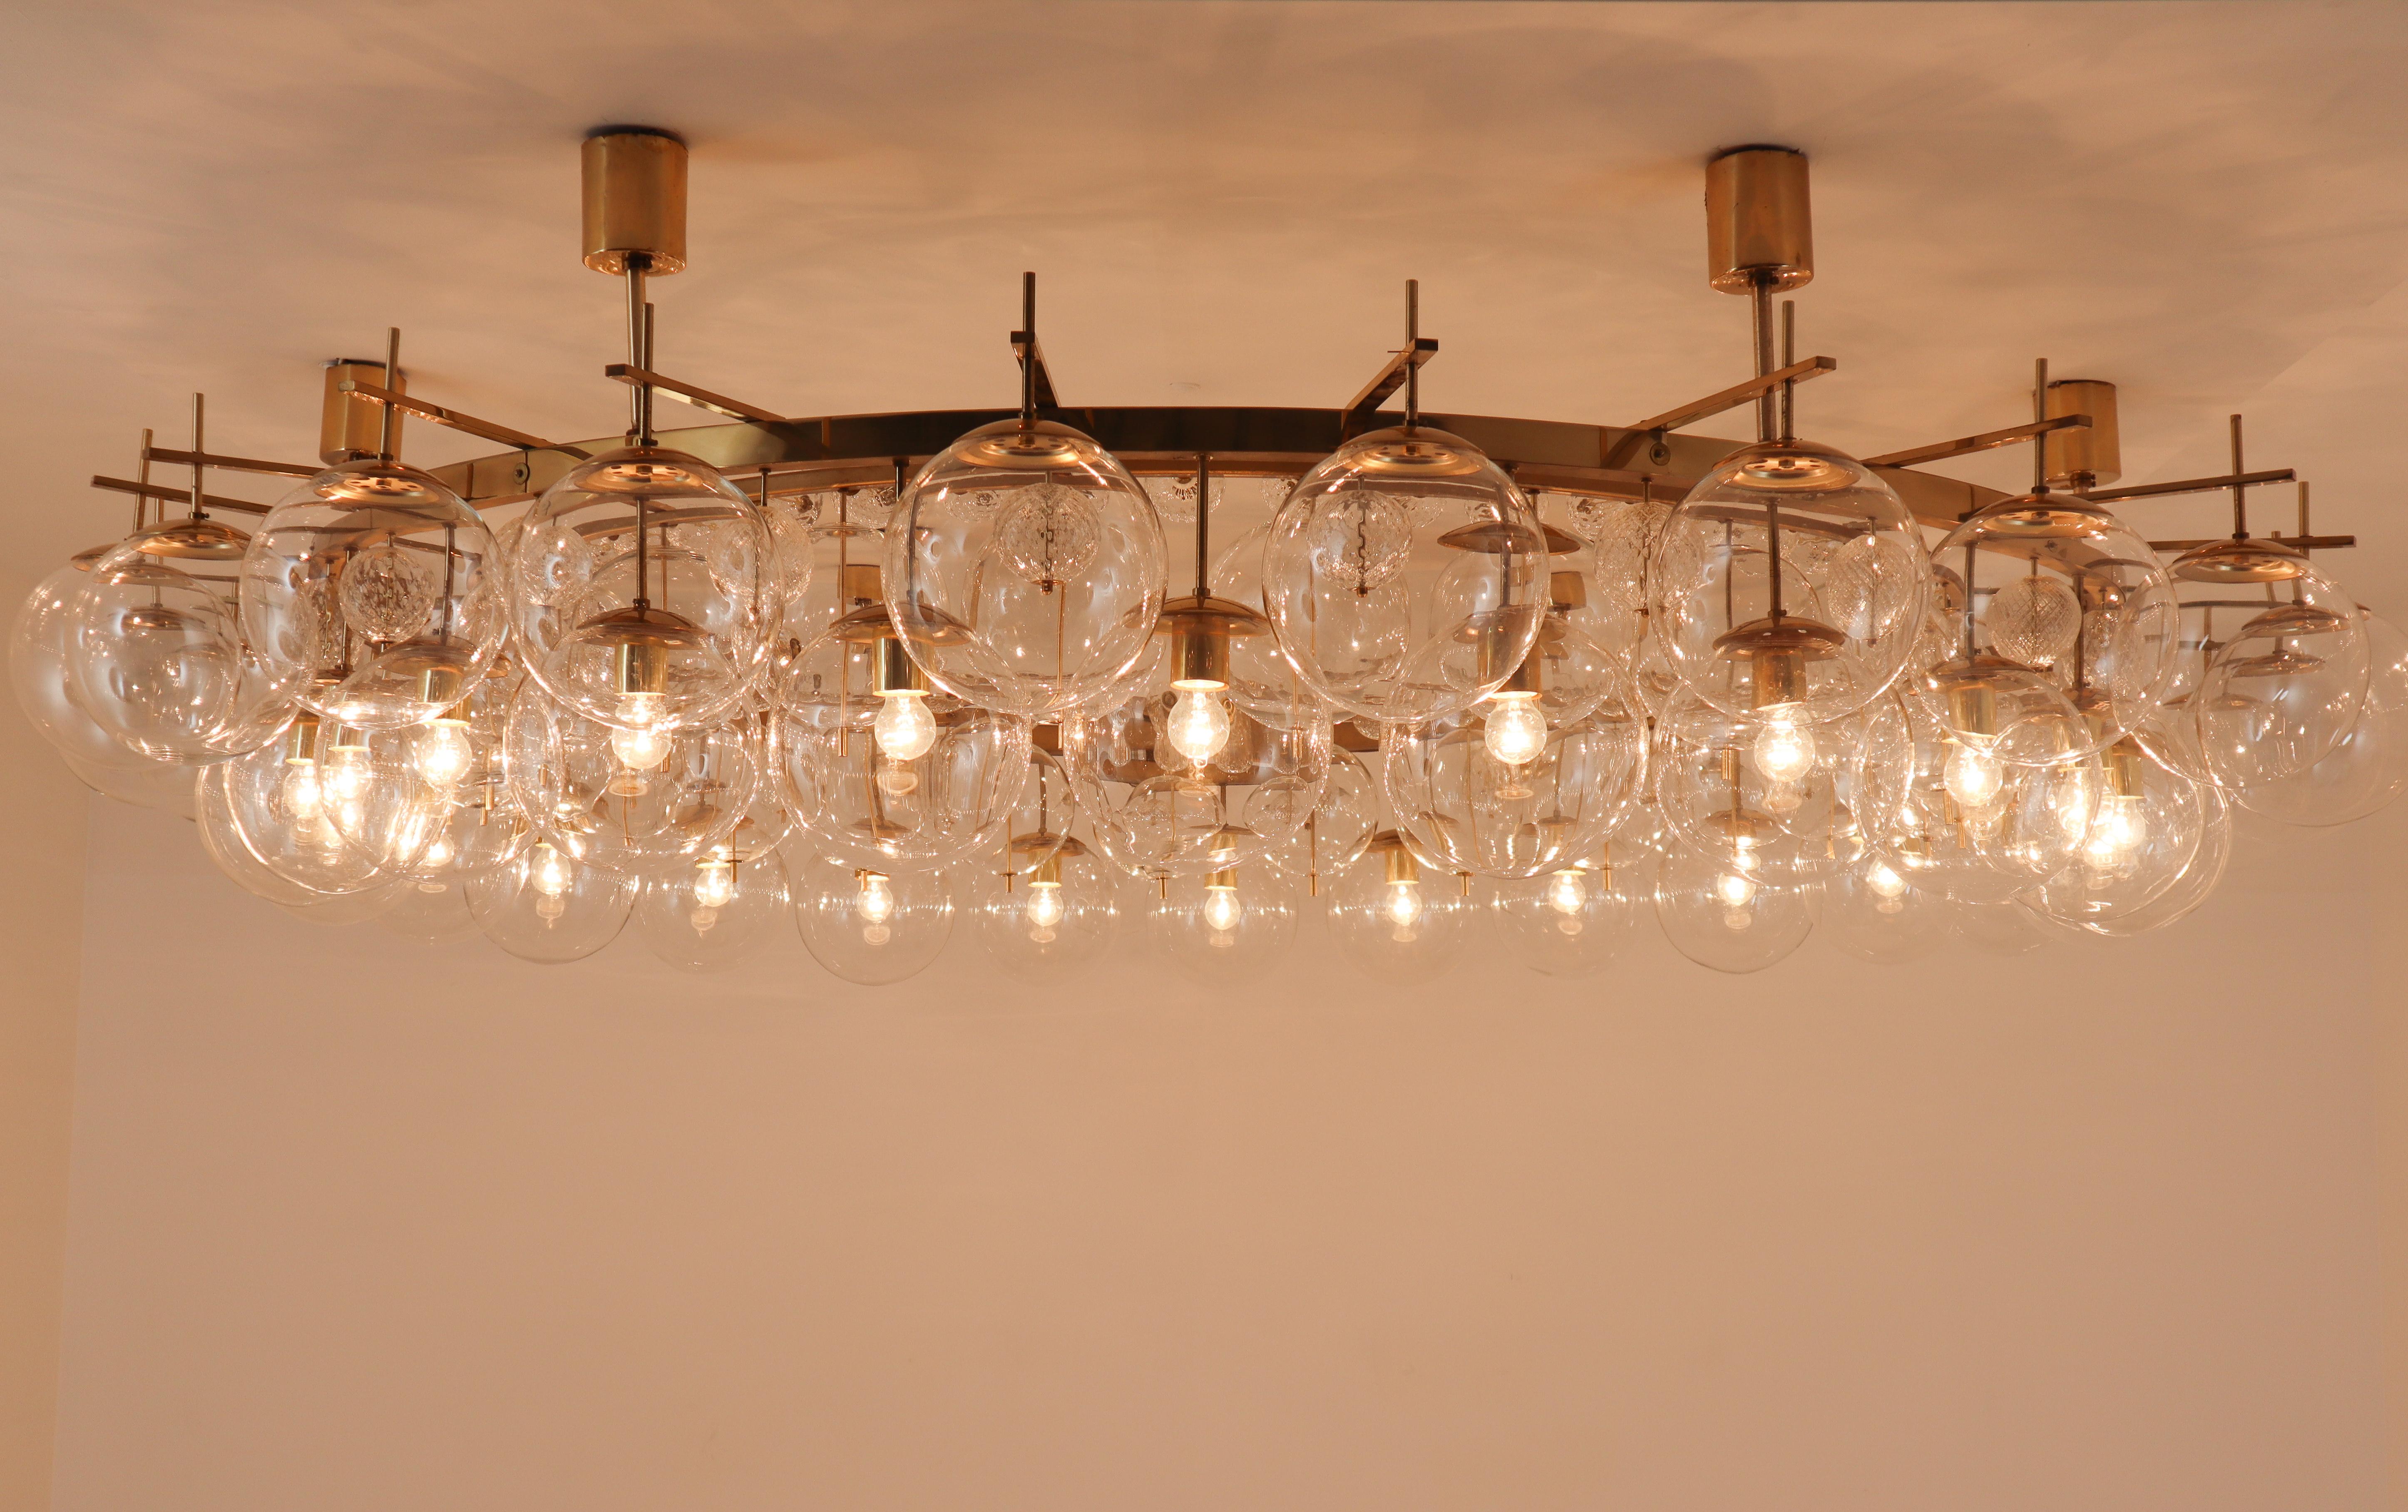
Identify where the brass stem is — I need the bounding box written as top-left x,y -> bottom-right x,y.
379,327 -> 401,461
1193,453 -> 1211,600
2229,413 -> 2248,539
1404,280 -> 1420,430
625,252 -> 654,445
188,393 -> 206,521
1020,271 -> 1037,428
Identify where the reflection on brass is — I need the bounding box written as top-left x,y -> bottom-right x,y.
1706,145 -> 1813,294
582,128 -> 688,276
2045,380 -> 2121,486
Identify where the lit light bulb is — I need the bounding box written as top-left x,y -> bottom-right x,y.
1751,710 -> 1817,784
692,859 -> 736,911
615,690 -> 664,731
1481,692 -> 1549,767
2082,794 -> 2148,869
1943,742 -> 2005,810
1714,870 -> 1758,910
324,740 -> 373,804
419,829 -> 455,874
609,724 -> 671,774
1867,859 -> 1908,915
1381,879 -> 1424,943
1546,868 -> 1587,916
280,760 -> 322,822
1202,883 -> 1243,933
875,760 -> 920,798
857,871 -> 896,925
413,718 -> 474,791
872,691 -> 938,762
530,842 -> 571,898
1024,880 -> 1067,941
1165,685 -> 1235,767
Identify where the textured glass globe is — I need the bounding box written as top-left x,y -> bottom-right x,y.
241,460 -> 505,729
1927,493 -> 2180,761
1062,682 -> 1331,878
1328,831 -> 1471,982
69,518 -> 297,760
1384,691 -> 1645,879
785,698 -> 1030,872
1139,863 -> 1300,987
1262,426 -> 1549,725
467,842 -> 635,964
2193,593 -> 2372,790
12,551 -> 183,773
512,447 -> 781,734
2234,611 -> 2408,826
504,681 -> 758,875
1488,857 -> 1644,977
1822,847 -> 1946,965
2028,737 -> 2209,928
1648,438 -> 1928,726
790,854 -> 953,986
973,839 -> 1119,983
884,418 -> 1165,718
1653,838 -> 1819,974
635,851 -> 788,973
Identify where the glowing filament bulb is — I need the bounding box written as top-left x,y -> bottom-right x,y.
872,691 -> 938,762
1943,742 -> 2005,811
1202,883 -> 1243,933
2083,794 -> 2147,867
857,871 -> 896,925
692,859 -> 736,911
413,718 -> 475,790
1165,685 -> 1234,767
1546,868 -> 1587,916
1381,879 -> 1424,943
1751,710 -> 1817,784
1024,881 -> 1066,941
1714,870 -> 1759,910
615,690 -> 664,731
324,740 -> 373,804
609,724 -> 671,774
1866,859 -> 1908,915
1481,692 -> 1548,767
280,760 -> 322,822
529,842 -> 570,921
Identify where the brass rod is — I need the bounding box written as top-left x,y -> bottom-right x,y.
1862,415 -> 2090,471
1405,280 -> 1421,430
338,380 -> 574,455
2297,480 -> 2311,554
188,393 -> 206,520
1777,298 -> 1796,442
142,447 -> 318,479
627,253 -> 653,444
133,429 -> 152,531
1342,337 -> 1438,423
2076,467 -> 2294,505
92,475 -> 268,515
1020,272 -> 1037,427
379,327 -> 400,460
2031,358 -> 2048,492
1750,276 -> 1776,443
1194,453 -> 1211,599
2150,533 -> 2353,553
602,363 -> 783,425
2229,414 -> 2247,539
1628,356 -> 1836,436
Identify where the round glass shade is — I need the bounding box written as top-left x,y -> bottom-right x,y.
196,761 -> 332,907
1208,524 -> 1337,732
635,851 -> 788,973
884,418 -> 1166,718
1327,834 -> 1471,983
504,682 -> 758,876
1652,839 -> 1819,974
1262,426 -> 1549,726
1384,693 -> 1646,879
2071,777 -> 2232,938
1062,685 -> 1330,877
2193,593 -> 2373,789
1648,438 -> 1928,726
1822,848 -> 1946,965
1487,858 -> 1643,977
512,447 -> 781,733
70,518 -> 296,760
1946,899 -> 2050,957
2028,738 -> 2209,929
378,872 -> 481,944
1651,689 -> 1842,864
242,460 -> 505,728
220,715 -> 445,896
791,855 -> 954,985
972,839 -> 1119,983
467,841 -> 635,963
1139,863 -> 1301,988
65,748 -> 201,818
1925,493 -> 2180,762
1260,747 -> 1379,886
12,553 -> 178,772
2233,610 -> 2408,826
785,696 -> 1030,873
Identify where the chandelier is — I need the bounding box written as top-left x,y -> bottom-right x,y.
16,130 -> 2403,980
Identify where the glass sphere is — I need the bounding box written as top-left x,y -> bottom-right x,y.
504,682 -> 758,875
467,840 -> 635,963
12,551 -> 181,772
280,877 -> 413,928
196,761 -> 331,907
69,517 -> 297,760
1208,524 -> 1337,732
512,447 -> 781,734
989,748 -> 1079,881
1648,438 -> 1928,725
2072,778 -> 2232,937
1822,848 -> 1946,965
1138,863 -> 1300,986
1327,832 -> 1471,982
1652,689 -> 1841,863
2193,593 -> 2373,789
791,854 -> 953,985
884,418 -> 1166,718
241,460 -> 506,728
2028,737 -> 2209,929
974,838 -> 1119,983
2234,610 -> 2408,826
378,873 -> 480,944
1385,691 -> 1646,879
1262,426 -> 1549,725
221,714 -> 445,896
785,693 -> 1030,872
1487,857 -> 1643,977
60,747 -> 199,817
636,850 -> 788,973
1261,746 -> 1379,886
1947,899 -> 2050,957
1062,684 -> 1330,877
1652,839 -> 1819,974
1926,493 -> 2180,760
2166,536 -> 2360,705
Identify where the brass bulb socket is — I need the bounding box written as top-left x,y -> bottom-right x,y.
416,663 -> 466,708
871,637 -> 928,696
1168,626 -> 1231,689
1946,680 -> 1999,741
840,562 -> 882,606
1383,847 -> 1422,886
1496,652 -> 1545,698
284,713 -> 322,764
1029,852 -> 1066,887
613,640 -> 670,698
1205,869 -> 1238,891
2103,737 -> 2147,799
581,128 -> 688,276
1706,145 -> 1813,294
1750,647 -> 1807,710
1548,570 -> 1588,612
321,358 -> 399,463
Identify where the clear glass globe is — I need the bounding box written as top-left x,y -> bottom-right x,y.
2070,778 -> 2232,938
1062,683 -> 1331,877
2165,536 -> 2361,705
1487,856 -> 1644,977
279,876 -> 414,928
2234,610 -> 2408,826
2193,593 -> 2373,789
635,850 -> 788,973
1384,690 -> 1646,879
1262,426 -> 1550,725
1208,524 -> 1337,733
512,446 -> 781,734
11,551 -> 181,772
1139,862 -> 1300,986
1328,831 -> 1471,982
242,459 -> 506,729
1822,847 -> 1946,965
784,695 -> 1030,873
504,681 -> 758,875
1652,689 -> 1841,863
1652,839 -> 1819,974
2028,737 -> 2210,929
1926,492 -> 2181,762
378,866 -> 482,944
974,839 -> 1119,983
196,761 -> 334,907
220,715 -> 444,896
69,518 -> 298,760
64,748 -> 201,818
467,841 -> 635,964
790,854 -> 953,986
1648,438 -> 1928,726
1946,899 -> 2050,957
1260,746 -> 1379,886
884,418 -> 1166,718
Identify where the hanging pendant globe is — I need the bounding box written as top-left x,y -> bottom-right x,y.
2231,610 -> 2408,826
512,446 -> 781,733
68,518 -> 298,760
1648,438 -> 1927,727
242,460 -> 506,729
11,549 -> 184,773
1262,426 -> 1551,726
884,418 -> 1167,718
2179,540 -> 2372,788
1383,690 -> 1646,880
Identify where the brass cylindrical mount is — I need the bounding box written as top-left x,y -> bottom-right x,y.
581,127 -> 688,276
283,713 -> 322,765
614,641 -> 669,698
872,636 -> 929,696
321,359 -> 399,464
1168,624 -> 1232,688
1946,681 -> 1999,742
1496,652 -> 1544,697
840,562 -> 882,607
1706,146 -> 1813,294
1382,845 -> 1421,886
2045,379 -> 2122,488
1548,571 -> 1588,612
1749,647 -> 1807,710
2103,736 -> 2147,798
